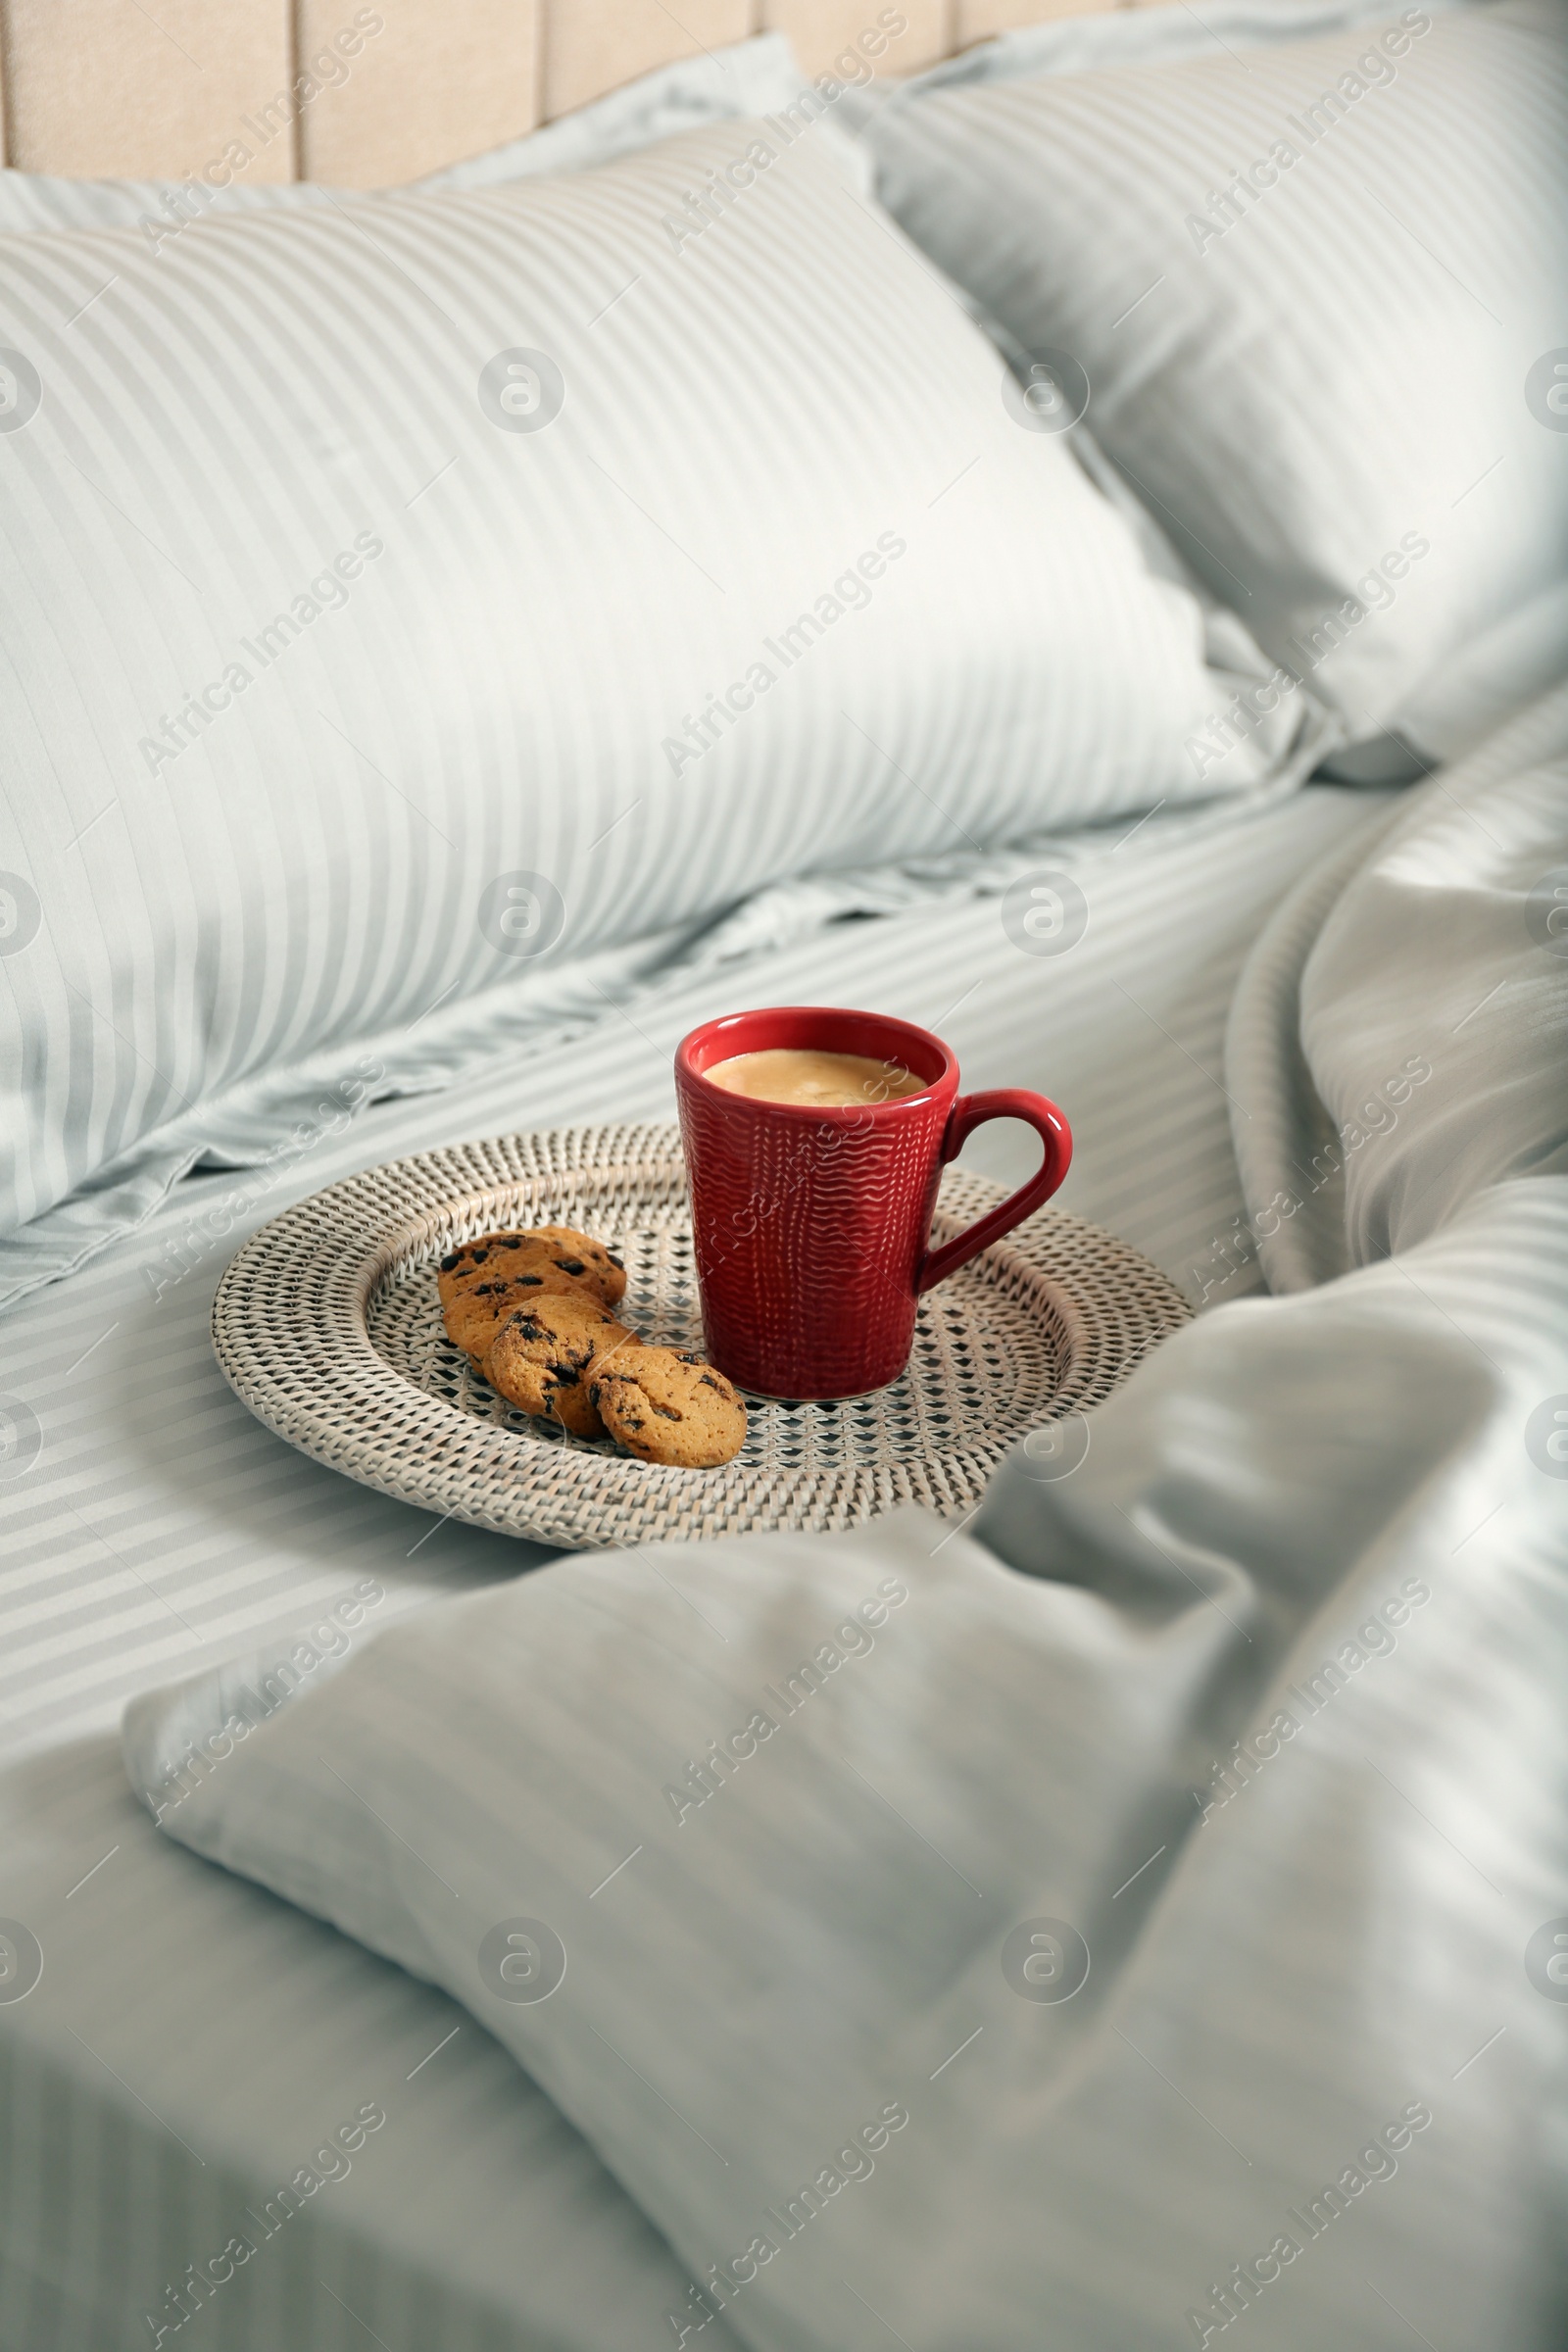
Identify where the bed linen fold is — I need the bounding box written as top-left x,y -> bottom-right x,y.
0,770 -> 1323,1318
1226,678 -> 1568,1292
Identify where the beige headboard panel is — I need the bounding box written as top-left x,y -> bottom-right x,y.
0,0 -> 1157,190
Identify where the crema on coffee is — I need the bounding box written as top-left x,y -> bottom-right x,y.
706,1048 -> 925,1107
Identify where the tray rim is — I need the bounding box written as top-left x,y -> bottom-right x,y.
211,1122 -> 1190,1548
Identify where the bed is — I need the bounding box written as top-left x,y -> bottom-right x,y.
0,780 -> 1390,2349
1,4 -> 1563,2349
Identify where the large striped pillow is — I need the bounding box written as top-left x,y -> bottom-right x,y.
867,0 -> 1568,764
0,119 -> 1302,1272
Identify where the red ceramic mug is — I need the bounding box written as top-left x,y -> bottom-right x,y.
674,1005 -> 1072,1399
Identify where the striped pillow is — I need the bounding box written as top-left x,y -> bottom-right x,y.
867,0 -> 1568,762
0,119 -> 1301,1267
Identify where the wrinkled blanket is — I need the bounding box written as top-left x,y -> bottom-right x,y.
125,686 -> 1568,2352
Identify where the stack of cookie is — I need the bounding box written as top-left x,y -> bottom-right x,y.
437,1225 -> 748,1469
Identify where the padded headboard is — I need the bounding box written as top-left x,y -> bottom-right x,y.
0,0 -> 1155,189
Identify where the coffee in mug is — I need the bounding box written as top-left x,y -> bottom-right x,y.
705,1048 -> 925,1107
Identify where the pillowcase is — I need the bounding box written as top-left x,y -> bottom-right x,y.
865,0 -> 1568,761
840,0 -> 1462,113
0,118 -> 1310,1272
0,31 -> 813,231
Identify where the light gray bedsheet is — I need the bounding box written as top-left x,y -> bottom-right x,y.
118,693 -> 1568,2352
0,782 -> 1381,2351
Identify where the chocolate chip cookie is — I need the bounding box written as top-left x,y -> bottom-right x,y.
484,1292 -> 642,1439
442,1266 -> 588,1362
437,1225 -> 626,1310
590,1348 -> 747,1468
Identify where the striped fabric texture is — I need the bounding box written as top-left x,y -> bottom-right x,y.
117,700 -> 1568,2352
867,0 -> 1568,761
0,781 -> 1385,2352
0,112 -> 1315,1296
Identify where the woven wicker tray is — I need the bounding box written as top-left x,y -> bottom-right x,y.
211,1124 -> 1190,1549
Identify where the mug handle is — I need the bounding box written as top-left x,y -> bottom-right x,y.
917,1091 -> 1073,1294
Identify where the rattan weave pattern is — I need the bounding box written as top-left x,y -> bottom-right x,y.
211,1125 -> 1190,1548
